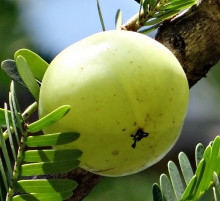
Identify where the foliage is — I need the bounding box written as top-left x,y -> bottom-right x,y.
0,50 -> 82,201
119,0 -> 197,33
153,136 -> 220,201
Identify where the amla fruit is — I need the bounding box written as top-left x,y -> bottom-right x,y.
39,30 -> 189,176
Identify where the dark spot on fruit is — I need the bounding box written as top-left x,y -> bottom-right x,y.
130,61 -> 133,64
122,128 -> 126,132
133,122 -> 137,126
131,128 -> 149,149
112,150 -> 119,156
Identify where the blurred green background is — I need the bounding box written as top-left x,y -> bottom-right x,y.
0,0 -> 220,200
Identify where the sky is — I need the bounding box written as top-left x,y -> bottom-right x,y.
18,0 -> 140,56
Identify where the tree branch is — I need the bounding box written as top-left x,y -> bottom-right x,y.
156,0 -> 220,87
55,0 -> 220,200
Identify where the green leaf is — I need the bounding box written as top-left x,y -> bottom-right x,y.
153,136 -> 220,201
20,160 -> 80,176
149,0 -> 158,10
152,183 -> 164,201
26,132 -> 80,147
0,128 -> 12,180
9,92 -> 20,146
144,10 -> 178,26
160,174 -> 177,201
115,9 -> 122,30
159,1 -> 195,11
214,172 -> 220,196
194,146 -> 212,198
4,103 -> 16,160
1,59 -> 27,88
97,0 -> 106,31
168,161 -> 185,200
143,0 -> 150,15
187,159 -> 206,200
0,146 -> 9,192
12,191 -> 73,201
139,0 -> 144,20
27,105 -> 70,133
181,176 -> 197,201
179,152 -> 194,185
10,81 -> 24,133
213,172 -> 220,201
16,55 -> 40,101
0,108 -> 13,126
182,147 -> 211,200
14,49 -> 49,81
23,149 -> 82,162
195,143 -> 205,167
0,183 -> 5,201
15,179 -> 77,193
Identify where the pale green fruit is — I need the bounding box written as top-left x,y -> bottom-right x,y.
39,30 -> 189,176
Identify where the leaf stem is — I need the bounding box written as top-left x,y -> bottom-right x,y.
5,129 -> 28,201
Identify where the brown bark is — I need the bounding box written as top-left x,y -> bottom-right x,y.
53,168 -> 102,201
55,0 -> 220,200
156,0 -> 220,87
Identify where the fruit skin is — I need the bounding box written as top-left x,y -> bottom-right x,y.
39,30 -> 189,176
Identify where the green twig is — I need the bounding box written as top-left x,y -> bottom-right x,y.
2,102 -> 38,144
5,129 -> 28,201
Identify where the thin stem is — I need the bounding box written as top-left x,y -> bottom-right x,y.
22,101 -> 38,120
3,102 -> 38,199
5,129 -> 28,201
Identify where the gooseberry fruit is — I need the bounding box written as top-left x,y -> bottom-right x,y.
39,30 -> 189,176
